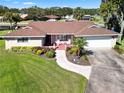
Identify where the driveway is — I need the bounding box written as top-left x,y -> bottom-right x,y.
86,49 -> 124,93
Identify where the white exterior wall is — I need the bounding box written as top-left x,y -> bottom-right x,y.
5,37 -> 44,49
85,36 -> 117,48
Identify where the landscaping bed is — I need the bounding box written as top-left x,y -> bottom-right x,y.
11,46 -> 56,60
66,47 -> 91,66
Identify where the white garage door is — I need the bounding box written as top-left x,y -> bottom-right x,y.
85,36 -> 113,48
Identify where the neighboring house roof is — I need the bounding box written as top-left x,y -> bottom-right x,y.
20,14 -> 28,19
5,21 -> 119,37
43,15 -> 60,19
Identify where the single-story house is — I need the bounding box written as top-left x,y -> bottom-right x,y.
2,21 -> 119,49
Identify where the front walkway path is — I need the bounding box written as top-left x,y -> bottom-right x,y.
55,50 -> 92,79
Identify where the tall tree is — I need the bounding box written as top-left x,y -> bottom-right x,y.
100,0 -> 124,42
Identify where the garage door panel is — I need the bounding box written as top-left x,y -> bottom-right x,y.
85,36 -> 112,48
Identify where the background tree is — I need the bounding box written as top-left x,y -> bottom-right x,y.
73,7 -> 84,20
12,13 -> 21,26
100,0 -> 124,42
4,12 -> 14,30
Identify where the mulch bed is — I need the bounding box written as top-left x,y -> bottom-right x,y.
66,52 -> 91,66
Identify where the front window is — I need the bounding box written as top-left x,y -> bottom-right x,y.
59,35 -> 67,41
17,38 -> 29,43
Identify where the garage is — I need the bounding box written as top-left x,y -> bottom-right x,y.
85,36 -> 117,48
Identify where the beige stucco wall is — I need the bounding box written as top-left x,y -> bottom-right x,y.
5,37 -> 44,49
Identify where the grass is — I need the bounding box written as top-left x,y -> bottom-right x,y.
0,49 -> 87,93
0,30 -> 11,48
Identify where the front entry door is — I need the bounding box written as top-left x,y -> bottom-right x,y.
45,35 -> 51,46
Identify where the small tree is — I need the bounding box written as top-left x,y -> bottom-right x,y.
73,37 -> 87,57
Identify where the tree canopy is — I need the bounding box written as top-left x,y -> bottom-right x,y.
100,0 -> 124,41
0,5 -> 98,20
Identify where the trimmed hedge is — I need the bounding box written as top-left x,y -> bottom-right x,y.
11,47 -> 32,53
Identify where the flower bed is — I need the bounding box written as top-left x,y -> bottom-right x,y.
66,47 -> 91,66
11,46 -> 56,59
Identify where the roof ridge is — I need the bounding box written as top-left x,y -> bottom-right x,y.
75,23 -> 93,35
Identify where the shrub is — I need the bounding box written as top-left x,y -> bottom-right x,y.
45,50 -> 56,58
80,55 -> 89,62
69,47 -> 79,55
11,47 -> 32,53
36,49 -> 46,55
36,50 -> 42,55
32,47 -> 47,54
66,47 -> 71,52
114,45 -> 124,54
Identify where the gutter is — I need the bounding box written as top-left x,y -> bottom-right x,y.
0,36 -> 46,38
75,34 -> 120,37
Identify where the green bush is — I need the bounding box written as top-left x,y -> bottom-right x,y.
80,55 -> 89,62
36,50 -> 42,55
69,47 -> 79,55
45,50 -> 56,58
32,47 -> 48,54
11,47 -> 32,53
36,49 -> 46,55
114,45 -> 124,54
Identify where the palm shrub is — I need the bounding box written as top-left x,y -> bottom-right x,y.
45,50 -> 56,58
73,37 -> 87,57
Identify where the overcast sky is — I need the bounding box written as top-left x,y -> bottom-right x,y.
0,0 -> 101,9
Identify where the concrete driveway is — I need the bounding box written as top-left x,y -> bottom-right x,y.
86,49 -> 124,93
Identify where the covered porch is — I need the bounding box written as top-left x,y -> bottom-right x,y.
44,35 -> 73,46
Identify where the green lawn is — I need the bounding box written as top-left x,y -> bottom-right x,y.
0,30 -> 11,48
0,49 -> 87,93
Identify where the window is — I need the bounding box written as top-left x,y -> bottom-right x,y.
17,38 -> 29,43
59,35 -> 67,41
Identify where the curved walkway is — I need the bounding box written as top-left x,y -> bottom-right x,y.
55,50 -> 92,79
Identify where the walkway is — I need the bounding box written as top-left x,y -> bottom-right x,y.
55,50 -> 92,79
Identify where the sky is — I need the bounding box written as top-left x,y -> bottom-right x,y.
0,0 -> 101,9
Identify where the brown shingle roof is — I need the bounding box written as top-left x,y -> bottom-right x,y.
75,26 -> 119,37
6,26 -> 45,37
5,21 -> 119,37
29,21 -> 94,35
